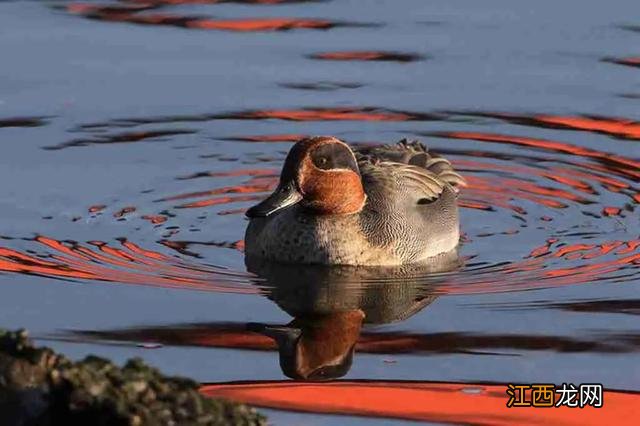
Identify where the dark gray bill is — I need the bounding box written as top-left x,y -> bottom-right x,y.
245,183 -> 302,218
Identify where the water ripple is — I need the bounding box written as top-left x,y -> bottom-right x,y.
1,109 -> 638,298
64,2 -> 377,32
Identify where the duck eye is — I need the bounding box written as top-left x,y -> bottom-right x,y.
318,157 -> 328,165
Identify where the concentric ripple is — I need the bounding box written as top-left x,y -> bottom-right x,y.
0,109 -> 637,296
0,236 -> 256,293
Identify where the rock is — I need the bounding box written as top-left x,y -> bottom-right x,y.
0,329 -> 266,426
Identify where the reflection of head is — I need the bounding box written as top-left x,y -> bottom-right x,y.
250,310 -> 364,381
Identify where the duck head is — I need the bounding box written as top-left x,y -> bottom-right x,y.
246,136 -> 366,218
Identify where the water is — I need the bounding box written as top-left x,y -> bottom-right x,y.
0,0 -> 639,423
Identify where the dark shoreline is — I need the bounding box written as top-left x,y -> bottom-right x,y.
0,329 -> 266,426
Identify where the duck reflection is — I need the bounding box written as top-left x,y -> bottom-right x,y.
245,251 -> 461,380
248,311 -> 362,381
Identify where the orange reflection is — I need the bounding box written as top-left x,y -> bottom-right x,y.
88,204 -> 106,213
187,17 -> 334,31
201,381 -> 640,425
0,233 -> 637,303
0,236 -> 258,294
449,111 -> 640,140
113,206 -> 136,218
222,134 -> 306,143
231,107 -> 426,121
462,175 -> 570,212
176,195 -> 264,209
602,207 -> 622,216
440,237 -> 640,295
82,320 -> 637,355
72,107 -> 439,129
458,200 -> 495,211
604,57 -> 640,69
66,3 -> 368,32
159,184 -> 273,202
123,0 -> 330,5
178,168 -> 277,180
437,132 -> 640,179
45,129 -> 196,150
532,115 -> 640,140
142,214 -> 168,224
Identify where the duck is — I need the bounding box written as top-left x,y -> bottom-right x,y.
244,136 -> 465,266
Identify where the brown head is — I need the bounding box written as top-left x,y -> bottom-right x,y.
246,136 -> 366,218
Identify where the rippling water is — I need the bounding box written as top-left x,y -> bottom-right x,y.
1,0 -> 639,424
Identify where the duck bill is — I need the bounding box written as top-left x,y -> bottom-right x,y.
246,184 -> 302,218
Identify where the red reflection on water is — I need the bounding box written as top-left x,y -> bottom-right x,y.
73,107 -> 440,130
66,3 -> 366,32
436,132 -> 640,180
188,17 -> 334,31
463,175 -> 574,211
453,144 -> 637,215
1,122 -> 638,296
201,380 -> 640,425
154,167 -> 280,210
222,134 -> 306,143
449,111 -> 640,140
0,236 -> 257,294
602,207 -> 622,217
67,3 -> 151,14
457,200 -> 494,211
159,184 -> 273,202
141,214 -> 168,224
0,234 -> 637,296
88,204 -> 106,213
455,159 -> 599,196
79,321 -> 638,354
161,239 -> 245,255
604,57 -> 640,69
179,168 -> 277,180
157,178 -> 274,210
45,129 -> 196,150
123,0 -> 325,4
230,107 -> 425,121
528,238 -> 557,258
113,206 -> 136,218
442,237 -> 640,295
176,194 -> 264,209
532,115 -> 640,140
218,208 -> 248,215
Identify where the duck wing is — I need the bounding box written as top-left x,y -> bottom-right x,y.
355,139 -> 466,201
354,140 -> 463,261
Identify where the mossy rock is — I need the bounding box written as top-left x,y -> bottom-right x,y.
0,329 -> 266,426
